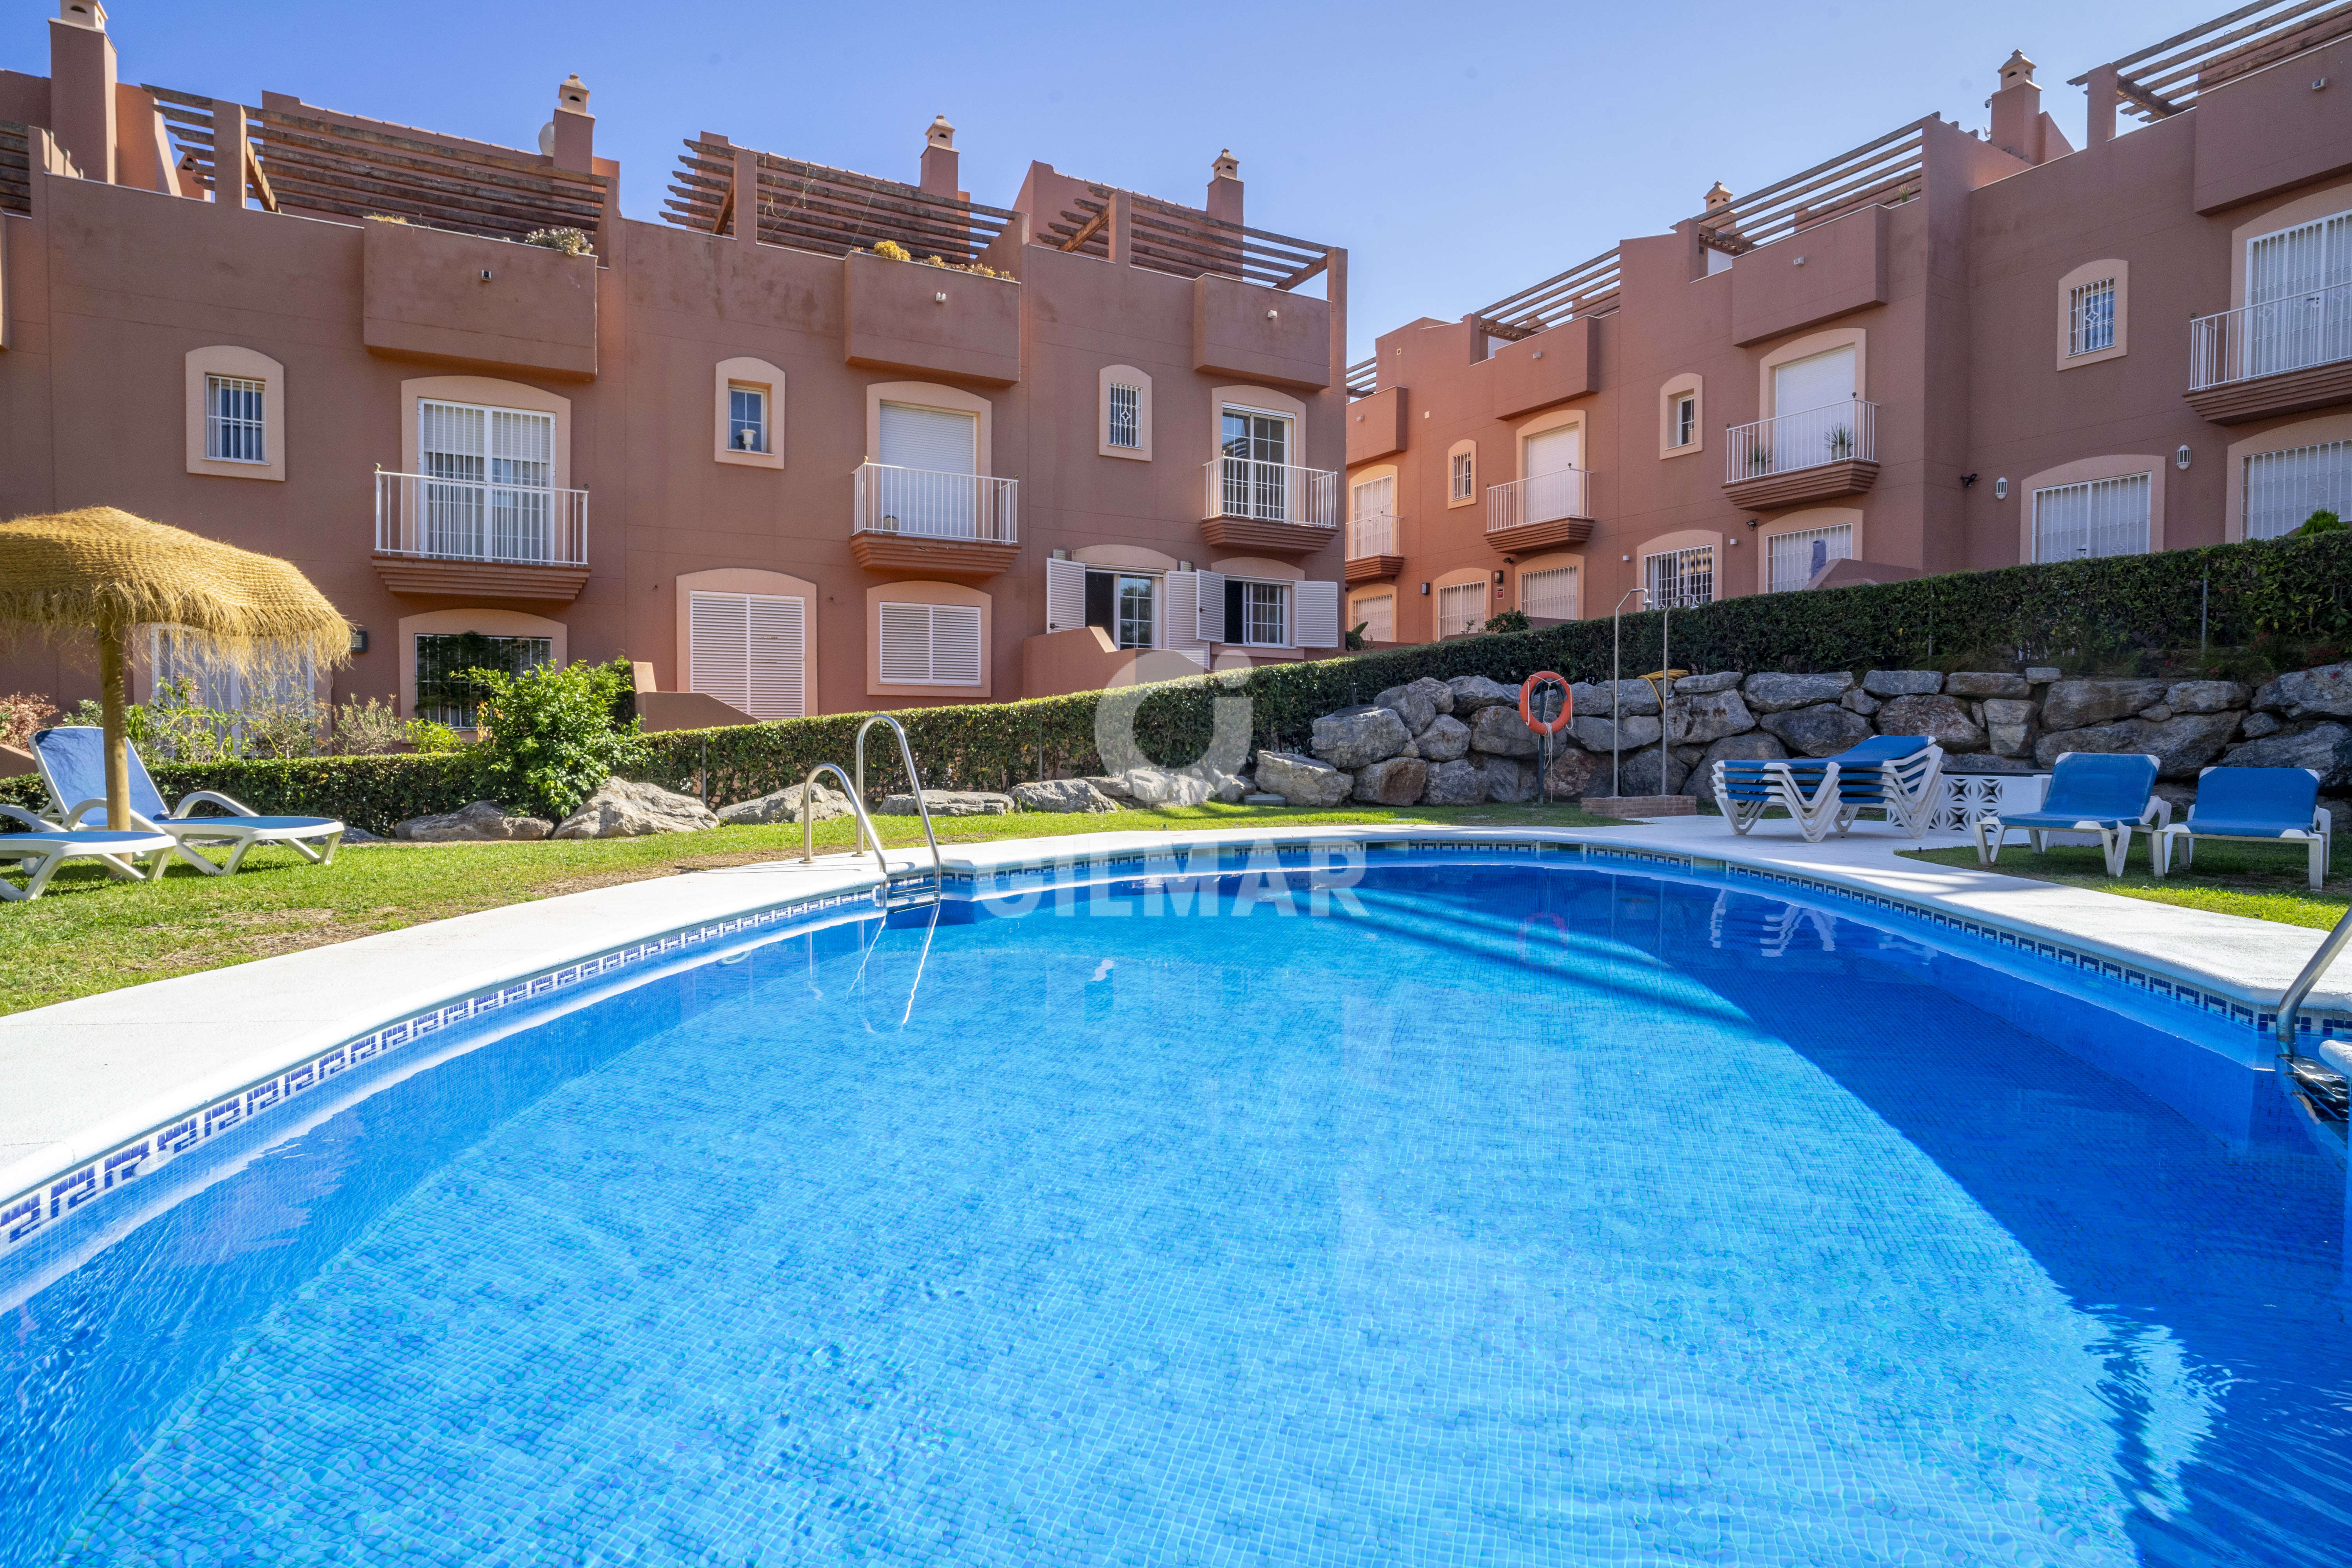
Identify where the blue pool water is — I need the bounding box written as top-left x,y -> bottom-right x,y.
4,860 -> 2348,1566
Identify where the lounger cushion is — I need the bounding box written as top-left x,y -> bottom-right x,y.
170,815 -> 341,833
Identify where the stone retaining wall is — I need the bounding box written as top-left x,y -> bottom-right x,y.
1246,662 -> 2352,810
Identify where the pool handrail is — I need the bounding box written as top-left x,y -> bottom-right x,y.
2275,901 -> 2352,1055
853,713 -> 945,897
797,761 -> 894,888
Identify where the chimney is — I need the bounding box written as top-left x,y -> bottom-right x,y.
920,114 -> 958,200
1703,181 -> 1733,216
549,73 -> 595,174
1207,149 -> 1243,229
1988,49 -> 2045,164
49,0 -> 118,185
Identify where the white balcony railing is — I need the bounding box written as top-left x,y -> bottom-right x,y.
374,469 -> 588,566
1348,511 -> 1397,558
1202,456 -> 1338,528
1485,467 -> 1592,534
852,461 -> 1018,544
2189,282 -> 2352,390
1726,397 -> 1877,484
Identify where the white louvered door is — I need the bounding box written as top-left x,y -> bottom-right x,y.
1045,557 -> 1087,634
1194,570 -> 1227,644
690,591 -> 806,720
1163,571 -> 1208,668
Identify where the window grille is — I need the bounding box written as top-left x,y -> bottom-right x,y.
1767,524 -> 1853,593
1450,450 -> 1474,501
1108,383 -> 1142,449
2032,473 -> 2151,561
205,374 -> 265,463
2244,440 -> 2352,541
1436,581 -> 1486,637
728,385 -> 768,452
1644,546 -> 1715,609
1353,593 -> 1394,644
414,633 -> 551,728
1519,565 -> 1579,621
2067,279 -> 2116,356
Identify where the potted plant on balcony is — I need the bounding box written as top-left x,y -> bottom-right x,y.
1826,425 -> 1855,462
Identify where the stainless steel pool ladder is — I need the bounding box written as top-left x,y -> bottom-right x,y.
795,713 -> 944,906
2274,902 -> 2352,1123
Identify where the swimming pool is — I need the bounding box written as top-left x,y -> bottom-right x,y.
4,854 -> 2347,1566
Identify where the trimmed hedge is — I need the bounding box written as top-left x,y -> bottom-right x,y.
7,532 -> 2341,826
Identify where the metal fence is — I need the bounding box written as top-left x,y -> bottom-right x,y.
1347,511 -> 1397,557
1726,398 -> 1877,483
2189,283 -> 2352,390
851,462 -> 1019,543
375,470 -> 588,566
1486,467 -> 1592,532
1202,457 -> 1337,527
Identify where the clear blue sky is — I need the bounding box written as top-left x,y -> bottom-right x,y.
13,1 -> 2218,359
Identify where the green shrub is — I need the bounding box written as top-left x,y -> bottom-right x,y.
469,658 -> 644,820
2295,509 -> 2346,536
0,753 -> 476,838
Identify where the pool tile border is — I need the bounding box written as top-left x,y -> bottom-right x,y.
5,829 -> 2334,1263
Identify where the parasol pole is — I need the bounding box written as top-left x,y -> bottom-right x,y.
98,615 -> 131,831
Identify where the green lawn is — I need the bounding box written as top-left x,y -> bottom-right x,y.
0,802 -> 1616,1016
1900,833 -> 2347,931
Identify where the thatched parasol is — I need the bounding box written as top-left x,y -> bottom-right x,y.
0,507 -> 350,830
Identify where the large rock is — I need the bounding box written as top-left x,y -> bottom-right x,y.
1447,674 -> 1521,712
1982,698 -> 2036,758
2217,722 -> 2352,790
2254,662 -> 2352,719
2241,713 -> 2285,740
1312,706 -> 1411,769
1669,688 -> 1757,745
1944,671 -> 2031,699
1123,768 -> 1222,808
394,800 -> 551,842
1543,744 -> 1604,799
1011,779 -> 1116,814
1374,676 -> 1455,734
1480,756 -> 1537,803
1840,688 -> 1881,716
1421,759 -> 1489,805
1254,750 -> 1352,808
1353,756 -> 1429,805
2164,680 -> 2249,715
1468,704 -> 1540,757
1875,693 -> 1986,752
879,789 -> 1013,817
1570,678 -> 1662,717
552,778 -> 719,840
1862,669 -> 1943,697
1611,747 -> 1690,798
716,781 -> 851,825
2039,679 -> 2169,731
1696,731 -> 1788,776
1673,671 -> 1744,695
2032,713 -> 2239,778
1758,703 -> 1874,757
1416,713 -> 1472,762
1081,774 -> 1137,803
1569,713 -> 1664,753
1743,672 -> 1854,712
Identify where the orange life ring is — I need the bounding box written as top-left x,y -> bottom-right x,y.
1519,671 -> 1573,735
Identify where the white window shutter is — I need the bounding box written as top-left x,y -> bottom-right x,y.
1045,556 -> 1087,634
688,592 -> 751,713
930,605 -> 984,685
1294,580 -> 1340,649
878,402 -> 978,474
746,594 -> 806,719
879,603 -> 933,684
1163,571 -> 1208,668
1194,570 -> 1227,644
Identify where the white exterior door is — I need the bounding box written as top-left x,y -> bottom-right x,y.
877,402 -> 979,537
419,401 -> 553,561
689,591 -> 807,720
2247,211 -> 2352,379
1522,426 -> 1583,524
1770,348 -> 1855,472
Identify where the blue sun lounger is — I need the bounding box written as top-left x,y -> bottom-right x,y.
1971,751 -> 2167,877
0,808 -> 175,900
31,726 -> 345,876
2153,766 -> 2331,889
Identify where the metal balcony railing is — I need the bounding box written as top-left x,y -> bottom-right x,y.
1347,511 -> 1397,558
1726,398 -> 1877,483
852,461 -> 1018,544
374,469 -> 588,566
1202,456 -> 1338,528
2189,283 -> 2352,390
1485,467 -> 1592,533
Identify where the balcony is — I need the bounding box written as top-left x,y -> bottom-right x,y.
1199,456 -> 1339,554
1723,398 -> 1879,510
2185,285 -> 2352,423
1345,511 -> 1403,584
1484,468 -> 1593,554
372,470 -> 590,601
849,461 -> 1020,580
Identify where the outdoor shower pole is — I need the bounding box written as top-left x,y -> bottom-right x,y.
1610,587 -> 1649,797
1659,601 -> 1670,796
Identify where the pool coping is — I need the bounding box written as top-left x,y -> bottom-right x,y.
4,819 -> 2344,1261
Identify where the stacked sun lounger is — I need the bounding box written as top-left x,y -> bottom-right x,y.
1711,736 -> 1945,844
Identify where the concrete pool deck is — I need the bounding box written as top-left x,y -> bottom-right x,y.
4,813 -> 2346,1249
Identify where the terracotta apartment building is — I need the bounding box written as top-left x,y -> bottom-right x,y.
0,2 -> 1347,726
1341,3 -> 2352,648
